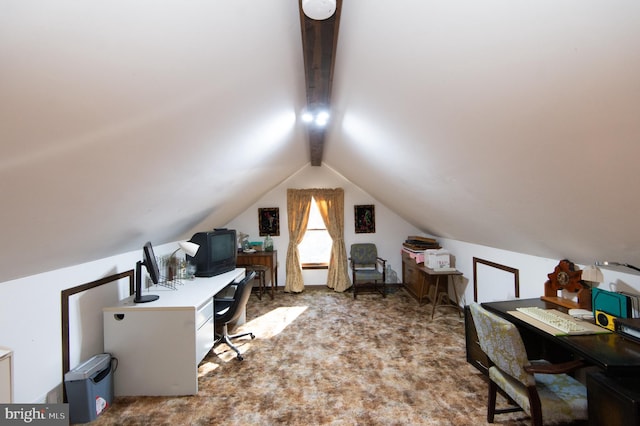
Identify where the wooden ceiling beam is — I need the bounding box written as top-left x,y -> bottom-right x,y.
298,0 -> 342,166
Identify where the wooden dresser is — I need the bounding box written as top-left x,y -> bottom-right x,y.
402,253 -> 460,299
402,252 -> 430,302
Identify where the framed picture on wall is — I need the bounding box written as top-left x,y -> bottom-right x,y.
258,208 -> 280,236
354,204 -> 375,233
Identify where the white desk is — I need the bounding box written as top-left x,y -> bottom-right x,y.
103,268 -> 245,396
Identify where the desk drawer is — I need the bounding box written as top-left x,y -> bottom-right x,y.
196,299 -> 214,363
196,299 -> 214,330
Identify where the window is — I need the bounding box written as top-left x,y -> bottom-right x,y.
298,197 -> 333,268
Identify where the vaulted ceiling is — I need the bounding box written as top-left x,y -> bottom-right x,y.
2,1 -> 640,283
299,0 -> 341,165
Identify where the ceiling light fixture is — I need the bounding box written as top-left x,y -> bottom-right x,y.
301,106 -> 330,128
302,0 -> 336,20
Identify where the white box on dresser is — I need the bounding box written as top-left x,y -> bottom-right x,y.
103,268 -> 245,396
425,249 -> 451,269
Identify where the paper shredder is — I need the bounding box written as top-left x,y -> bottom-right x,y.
64,353 -> 113,424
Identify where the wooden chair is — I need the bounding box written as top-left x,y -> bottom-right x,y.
349,243 -> 386,298
469,303 -> 588,426
245,264 -> 272,300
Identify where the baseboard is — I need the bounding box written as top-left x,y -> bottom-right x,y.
285,283 -> 404,290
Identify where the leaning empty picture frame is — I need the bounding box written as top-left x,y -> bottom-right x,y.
473,257 -> 520,303
61,270 -> 134,401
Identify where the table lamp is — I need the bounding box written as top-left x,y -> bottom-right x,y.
581,265 -> 604,284
168,241 -> 200,280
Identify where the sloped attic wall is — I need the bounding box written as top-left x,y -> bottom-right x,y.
2,178 -> 640,404
327,1 -> 640,270
224,164 -> 424,286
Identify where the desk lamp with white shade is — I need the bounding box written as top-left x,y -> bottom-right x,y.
167,241 -> 200,280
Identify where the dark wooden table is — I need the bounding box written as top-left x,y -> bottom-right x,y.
236,250 -> 278,289
483,298 -> 640,373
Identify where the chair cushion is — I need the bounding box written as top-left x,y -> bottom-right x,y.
489,364 -> 588,424
354,263 -> 377,270
352,269 -> 383,282
350,244 -> 378,264
470,303 -> 534,386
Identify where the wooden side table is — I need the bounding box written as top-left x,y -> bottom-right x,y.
401,253 -> 462,319
424,267 -> 463,320
237,250 -> 278,291
245,265 -> 273,300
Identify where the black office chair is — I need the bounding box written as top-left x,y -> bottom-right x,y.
214,271 -> 256,361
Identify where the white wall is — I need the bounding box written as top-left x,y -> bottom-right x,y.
0,163 -> 426,404
225,162 -> 640,304
3,163 -> 640,403
0,242 -> 177,403
224,164 -> 422,286
440,238 -> 640,308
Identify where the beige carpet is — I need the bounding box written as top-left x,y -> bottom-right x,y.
90,287 -> 538,425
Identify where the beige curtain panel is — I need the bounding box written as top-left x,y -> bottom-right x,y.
314,189 -> 351,292
285,188 -> 351,293
285,189 -> 313,293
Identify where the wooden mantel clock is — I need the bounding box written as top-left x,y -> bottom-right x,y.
541,259 -> 592,310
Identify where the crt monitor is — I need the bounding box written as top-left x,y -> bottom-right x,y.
187,229 -> 237,277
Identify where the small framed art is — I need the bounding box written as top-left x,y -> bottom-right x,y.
354,204 -> 375,233
259,208 -> 280,236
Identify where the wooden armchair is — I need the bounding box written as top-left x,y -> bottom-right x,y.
349,243 -> 386,299
469,303 -> 588,426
